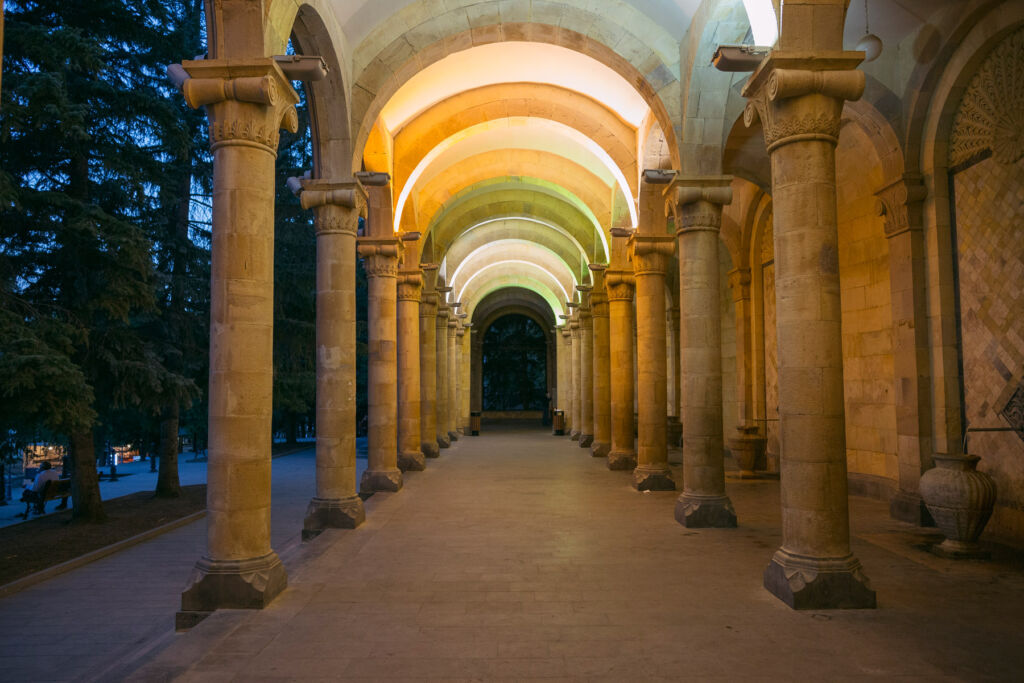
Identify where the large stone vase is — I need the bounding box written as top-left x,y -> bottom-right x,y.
919,454 -> 996,559
727,426 -> 766,479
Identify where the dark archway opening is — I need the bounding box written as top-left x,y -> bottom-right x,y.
482,314 -> 548,411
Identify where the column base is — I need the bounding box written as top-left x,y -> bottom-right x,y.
179,551 -> 287,616
359,468 -> 403,494
579,433 -> 594,448
448,430 -> 460,442
763,549 -> 876,610
591,441 -> 610,458
570,430 -> 581,441
398,450 -> 426,472
302,496 -> 365,540
890,490 -> 935,527
929,539 -> 991,560
608,450 -> 636,471
422,441 -> 440,459
674,493 -> 737,528
632,464 -> 676,491
437,435 -> 451,449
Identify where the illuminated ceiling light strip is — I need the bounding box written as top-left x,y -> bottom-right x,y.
448,240 -> 579,294
456,260 -> 570,307
742,0 -> 779,46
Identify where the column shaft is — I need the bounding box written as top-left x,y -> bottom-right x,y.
447,320 -> 459,440
744,54 -> 874,609
303,183 -> 366,539
578,288 -> 594,448
570,319 -> 582,440
590,266 -> 611,458
435,301 -> 451,448
397,269 -> 425,472
607,273 -> 637,469
419,268 -> 440,458
561,328 -> 574,435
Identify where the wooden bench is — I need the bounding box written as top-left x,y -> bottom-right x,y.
18,478 -> 71,518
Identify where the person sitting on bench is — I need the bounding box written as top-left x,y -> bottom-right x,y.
19,462 -> 58,518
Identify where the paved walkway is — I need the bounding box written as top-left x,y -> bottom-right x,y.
0,446 -> 367,683
113,424 -> 1024,682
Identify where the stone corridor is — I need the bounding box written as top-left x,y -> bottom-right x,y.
134,424 -> 1024,681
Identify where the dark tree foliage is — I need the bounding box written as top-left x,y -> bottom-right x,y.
482,314 -> 548,411
0,0 -> 207,518
272,87 -> 315,444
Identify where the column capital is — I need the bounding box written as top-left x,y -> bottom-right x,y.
605,269 -> 636,301
589,265 -> 609,317
420,263 -> 440,292
180,59 -> 299,153
875,173 -> 927,239
727,267 -> 752,302
741,51 -> 865,153
397,270 -> 423,302
628,234 -> 675,276
298,180 -> 367,236
357,237 -> 403,278
666,175 -> 733,235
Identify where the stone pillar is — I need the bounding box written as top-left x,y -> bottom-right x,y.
569,311 -> 582,440
455,314 -> 468,433
396,234 -> 425,473
606,265 -> 637,470
471,329 -> 483,416
667,306 -> 683,448
300,181 -> 366,540
743,52 -> 875,608
577,286 -> 594,448
589,265 -> 612,458
876,174 -> 934,526
357,179 -> 403,494
419,265 -> 440,459
727,266 -> 767,477
447,314 -> 460,441
435,288 -> 451,449
628,215 -> 676,491
560,322 -> 574,435
461,322 -> 472,433
669,177 -> 737,528
177,59 -> 297,615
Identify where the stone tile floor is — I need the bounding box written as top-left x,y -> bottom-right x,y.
118,423 -> 1024,682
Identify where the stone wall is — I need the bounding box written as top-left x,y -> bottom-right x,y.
835,125 -> 898,491
720,240 -> 738,444
952,154 -> 1024,540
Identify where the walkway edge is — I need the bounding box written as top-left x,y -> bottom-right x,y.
0,509 -> 207,599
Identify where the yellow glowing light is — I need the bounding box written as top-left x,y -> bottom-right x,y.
380,42 -> 650,133
456,260 -> 571,308
742,0 -> 779,46
447,240 -> 578,296
458,217 -> 590,265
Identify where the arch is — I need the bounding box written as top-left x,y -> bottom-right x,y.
444,229 -> 587,288
449,243 -> 579,309
461,269 -> 567,321
412,151 -> 615,236
472,287 -> 558,334
349,21 -> 682,173
386,83 -> 638,196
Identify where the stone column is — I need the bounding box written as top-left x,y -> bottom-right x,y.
461,322 -> 472,433
577,286 -> 594,448
434,290 -> 451,449
447,313 -> 460,441
743,52 -> 874,608
560,321 -> 574,436
300,181 -> 366,540
629,183 -> 676,491
419,265 -> 440,458
667,306 -> 683,448
669,177 -> 737,528
396,233 -> 425,473
606,289 -> 637,470
876,174 -> 934,525
455,313 -> 468,433
177,59 -> 297,615
569,311 -> 582,440
727,266 -> 767,477
357,180 -> 403,494
589,266 -> 612,458
471,329 -> 483,416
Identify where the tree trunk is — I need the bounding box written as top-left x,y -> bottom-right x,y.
70,428 -> 106,522
155,402 -> 181,497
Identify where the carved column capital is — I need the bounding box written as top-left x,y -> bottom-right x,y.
420,263 -> 440,293
875,174 -> 927,239
628,234 -> 675,276
179,59 -> 300,154
666,175 -> 733,234
357,237 -> 403,278
298,180 -> 367,236
397,271 -> 423,302
589,265 -> 609,317
605,269 -> 636,301
741,52 -> 865,153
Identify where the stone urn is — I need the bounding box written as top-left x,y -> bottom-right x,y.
919,454 -> 997,559
727,424 -> 766,479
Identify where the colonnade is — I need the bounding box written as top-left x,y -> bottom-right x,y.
176,25 -> 876,618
